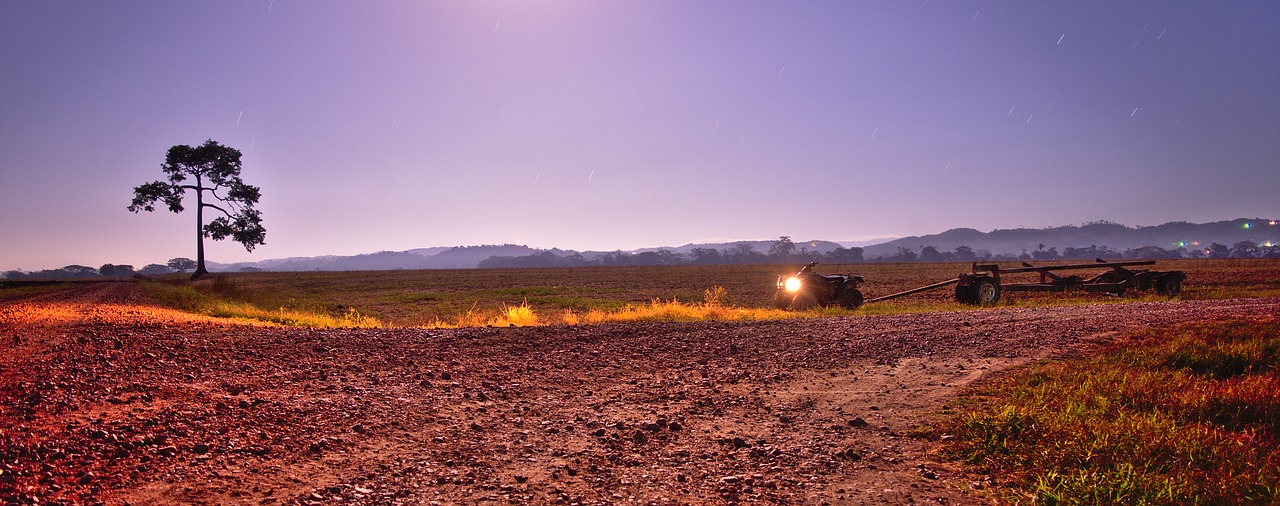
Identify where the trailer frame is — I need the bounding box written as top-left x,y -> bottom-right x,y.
866,258 -> 1186,305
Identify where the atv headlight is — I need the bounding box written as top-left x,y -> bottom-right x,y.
784,276 -> 801,292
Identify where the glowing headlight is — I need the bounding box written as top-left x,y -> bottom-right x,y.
784,277 -> 802,292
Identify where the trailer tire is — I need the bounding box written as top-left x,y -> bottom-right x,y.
841,289 -> 864,309
955,284 -> 976,304
1157,273 -> 1183,297
974,277 -> 1001,305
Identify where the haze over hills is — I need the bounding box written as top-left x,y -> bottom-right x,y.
5,219 -> 1276,278
195,218 -> 1277,272
860,219 -> 1279,259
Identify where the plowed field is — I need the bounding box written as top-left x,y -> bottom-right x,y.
3,282 -> 1278,504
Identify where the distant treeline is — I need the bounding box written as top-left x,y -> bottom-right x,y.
478,237 -> 1279,269
7,240 -> 1278,279
3,258 -> 204,280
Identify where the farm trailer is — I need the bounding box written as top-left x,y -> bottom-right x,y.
866,259 -> 1187,305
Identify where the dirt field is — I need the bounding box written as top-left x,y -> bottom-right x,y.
3,282 -> 1278,505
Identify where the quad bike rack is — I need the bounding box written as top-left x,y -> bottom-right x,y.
866,258 -> 1186,305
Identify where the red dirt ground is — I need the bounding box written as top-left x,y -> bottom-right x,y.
3,283 -> 1277,505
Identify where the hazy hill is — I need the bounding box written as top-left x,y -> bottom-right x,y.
632,239 -> 848,256
213,245 -> 542,272
184,218 -> 1278,273
861,219 -> 1278,259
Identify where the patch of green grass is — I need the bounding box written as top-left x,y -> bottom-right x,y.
141,276 -> 381,328
934,318 -> 1280,505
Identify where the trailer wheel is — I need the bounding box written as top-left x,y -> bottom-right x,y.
955,283 -> 976,304
791,292 -> 819,311
974,277 -> 1001,304
1157,274 -> 1182,297
1096,271 -> 1129,295
840,289 -> 864,309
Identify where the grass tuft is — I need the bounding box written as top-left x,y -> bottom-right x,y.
935,317 -> 1280,505
487,301 -> 539,327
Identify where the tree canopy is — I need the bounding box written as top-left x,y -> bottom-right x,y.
129,140 -> 265,279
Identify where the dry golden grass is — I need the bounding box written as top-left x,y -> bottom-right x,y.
133,259 -> 1280,328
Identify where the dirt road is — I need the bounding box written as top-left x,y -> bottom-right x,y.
3,283 -> 1277,505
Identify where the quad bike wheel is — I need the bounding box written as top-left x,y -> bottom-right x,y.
790,292 -> 819,311
773,291 -> 792,310
840,289 -> 864,309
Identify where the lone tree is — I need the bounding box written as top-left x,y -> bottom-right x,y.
129,140 -> 265,280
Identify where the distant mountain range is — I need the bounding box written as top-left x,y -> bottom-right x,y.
860,218 -> 1278,259
202,218 -> 1277,272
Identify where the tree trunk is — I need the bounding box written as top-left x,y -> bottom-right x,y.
191,175 -> 208,281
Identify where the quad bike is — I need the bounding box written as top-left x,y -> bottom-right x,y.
774,261 -> 865,310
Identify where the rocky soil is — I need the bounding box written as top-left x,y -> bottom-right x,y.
2,283 -> 1277,505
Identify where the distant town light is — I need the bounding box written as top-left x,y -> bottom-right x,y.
1192,241 -> 1200,246
1271,220 -> 1278,226
1243,222 -> 1252,229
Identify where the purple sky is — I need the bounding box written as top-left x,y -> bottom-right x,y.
2,1 -> 1278,271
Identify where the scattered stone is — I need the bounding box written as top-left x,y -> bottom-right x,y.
9,277 -> 1250,504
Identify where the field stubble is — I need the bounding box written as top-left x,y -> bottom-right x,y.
157,259 -> 1280,328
